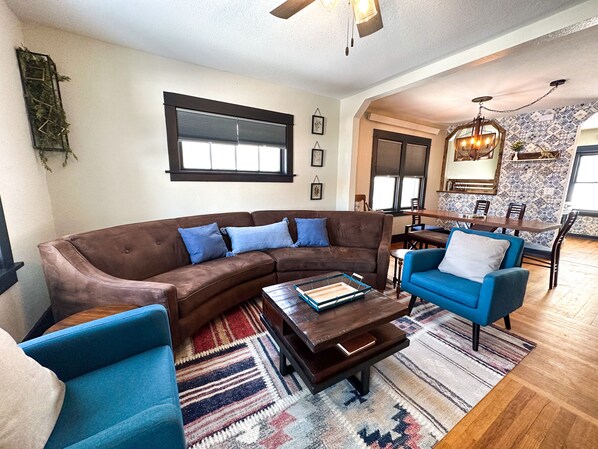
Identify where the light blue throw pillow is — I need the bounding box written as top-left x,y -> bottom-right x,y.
295,218 -> 330,247
222,218 -> 293,255
178,222 -> 228,264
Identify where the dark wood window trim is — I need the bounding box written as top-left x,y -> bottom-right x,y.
566,144 -> 598,217
369,129 -> 431,216
0,197 -> 24,295
164,92 -> 295,182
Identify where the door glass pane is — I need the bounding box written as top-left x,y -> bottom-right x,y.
211,143 -> 236,170
400,177 -> 421,208
236,144 -> 259,171
372,176 -> 396,210
576,155 -> 598,182
180,140 -> 211,169
259,146 -> 281,172
571,183 -> 598,211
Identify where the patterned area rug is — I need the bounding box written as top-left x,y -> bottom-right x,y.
175,285 -> 535,449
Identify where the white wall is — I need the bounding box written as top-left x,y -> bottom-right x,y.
355,116 -> 446,235
22,24 -> 341,236
0,0 -> 56,340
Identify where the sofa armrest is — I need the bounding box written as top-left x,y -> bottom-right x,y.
374,213 -> 394,290
402,248 -> 445,283
477,267 -> 529,325
39,240 -> 181,345
64,404 -> 185,449
20,305 -> 173,381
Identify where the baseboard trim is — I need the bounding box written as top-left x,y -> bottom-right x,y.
22,307 -> 54,342
569,233 -> 598,241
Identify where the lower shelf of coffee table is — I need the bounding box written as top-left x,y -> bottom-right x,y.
262,316 -> 409,393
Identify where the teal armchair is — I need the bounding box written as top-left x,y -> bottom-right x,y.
401,228 -> 529,351
19,305 -> 186,449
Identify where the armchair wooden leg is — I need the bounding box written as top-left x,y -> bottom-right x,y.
408,295 -> 417,315
504,315 -> 511,330
472,323 -> 480,351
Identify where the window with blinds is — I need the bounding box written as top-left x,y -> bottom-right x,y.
369,130 -> 431,213
164,92 -> 294,182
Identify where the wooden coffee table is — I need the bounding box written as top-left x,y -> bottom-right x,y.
261,272 -> 409,395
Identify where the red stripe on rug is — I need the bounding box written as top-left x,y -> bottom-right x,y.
192,299 -> 264,353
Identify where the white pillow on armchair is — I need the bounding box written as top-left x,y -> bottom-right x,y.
438,230 -> 510,283
0,328 -> 65,449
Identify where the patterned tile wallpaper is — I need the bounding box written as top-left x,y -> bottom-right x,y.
438,101 -> 598,246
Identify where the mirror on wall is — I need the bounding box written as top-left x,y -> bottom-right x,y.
439,119 -> 506,194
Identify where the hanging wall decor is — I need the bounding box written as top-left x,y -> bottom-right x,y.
16,47 -> 77,172
310,175 -> 323,200
311,141 -> 324,167
311,108 -> 325,135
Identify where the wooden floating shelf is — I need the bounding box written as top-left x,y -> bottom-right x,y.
508,150 -> 560,162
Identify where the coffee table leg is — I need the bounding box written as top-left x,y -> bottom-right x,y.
279,350 -> 295,375
347,367 -> 371,395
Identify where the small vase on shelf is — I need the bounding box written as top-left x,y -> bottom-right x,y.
513,152 -> 519,161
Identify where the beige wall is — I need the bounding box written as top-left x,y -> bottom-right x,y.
0,0 -> 57,340
355,115 -> 446,235
22,24 -> 341,236
578,127 -> 598,146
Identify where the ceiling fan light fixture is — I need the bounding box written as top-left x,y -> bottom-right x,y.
319,0 -> 340,12
352,0 -> 377,24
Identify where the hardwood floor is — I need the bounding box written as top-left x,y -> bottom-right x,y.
392,237 -> 598,448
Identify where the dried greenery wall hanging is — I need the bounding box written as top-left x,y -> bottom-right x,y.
16,47 -> 77,172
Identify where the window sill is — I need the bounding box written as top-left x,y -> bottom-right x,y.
0,262 -> 24,295
166,170 -> 296,183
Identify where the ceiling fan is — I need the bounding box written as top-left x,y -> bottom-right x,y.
270,0 -> 384,53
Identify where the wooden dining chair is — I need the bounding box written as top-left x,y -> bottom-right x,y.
354,194 -> 372,211
501,202 -> 527,236
522,210 -> 578,289
405,198 -> 447,249
469,200 -> 494,231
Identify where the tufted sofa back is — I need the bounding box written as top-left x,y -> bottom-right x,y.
251,210 -> 387,250
67,212 -> 253,280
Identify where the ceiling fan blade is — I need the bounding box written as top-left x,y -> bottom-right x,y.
270,0 -> 316,19
357,0 -> 383,37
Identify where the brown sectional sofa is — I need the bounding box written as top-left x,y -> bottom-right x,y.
39,210 -> 393,346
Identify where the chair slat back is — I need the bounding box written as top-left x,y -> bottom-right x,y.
474,200 -> 491,215
410,198 -> 421,225
503,202 -> 527,236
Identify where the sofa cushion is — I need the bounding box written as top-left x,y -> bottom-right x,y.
0,328 -> 65,449
266,246 -> 377,273
252,210 -> 386,250
410,269 -> 481,308
222,219 -> 294,255
178,223 -> 228,264
68,212 -> 253,280
295,218 -> 330,247
45,346 -> 178,449
146,252 -> 275,317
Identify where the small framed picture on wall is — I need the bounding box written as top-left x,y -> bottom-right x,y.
311,115 -> 325,135
311,148 -> 324,167
310,182 -> 323,200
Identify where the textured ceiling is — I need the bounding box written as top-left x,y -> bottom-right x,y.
368,24 -> 598,126
4,0 -> 590,99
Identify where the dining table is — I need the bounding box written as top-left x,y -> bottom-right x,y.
405,209 -> 561,234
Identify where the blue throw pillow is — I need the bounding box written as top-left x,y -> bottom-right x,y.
222,218 -> 293,255
178,222 -> 228,264
295,218 -> 330,247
